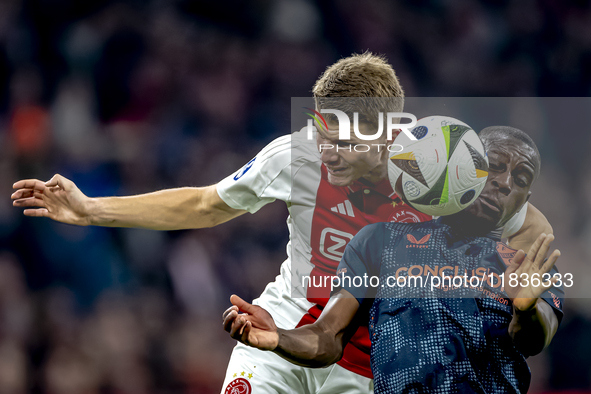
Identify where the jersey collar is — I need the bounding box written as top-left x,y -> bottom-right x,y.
347,177 -> 399,201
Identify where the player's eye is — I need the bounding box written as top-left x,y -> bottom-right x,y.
515,176 -> 531,188
337,141 -> 353,147
488,163 -> 502,171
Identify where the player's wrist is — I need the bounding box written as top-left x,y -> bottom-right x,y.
513,301 -> 538,315
84,197 -> 101,226
273,328 -> 286,351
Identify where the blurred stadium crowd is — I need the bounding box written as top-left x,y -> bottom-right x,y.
0,0 -> 591,392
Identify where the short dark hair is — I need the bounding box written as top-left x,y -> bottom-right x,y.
479,126 -> 541,181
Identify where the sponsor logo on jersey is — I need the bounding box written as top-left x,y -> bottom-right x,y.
496,242 -> 518,266
406,234 -> 431,248
233,158 -> 256,180
319,228 -> 354,261
330,200 -> 355,217
549,291 -> 561,309
225,377 -> 252,394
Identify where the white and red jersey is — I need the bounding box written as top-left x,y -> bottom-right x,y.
216,128 -> 527,379
217,128 -> 431,378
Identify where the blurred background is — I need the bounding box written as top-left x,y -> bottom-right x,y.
0,0 -> 590,392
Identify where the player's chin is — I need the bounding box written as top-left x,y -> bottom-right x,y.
467,199 -> 502,226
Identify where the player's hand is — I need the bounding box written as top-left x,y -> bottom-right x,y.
505,233 -> 561,312
12,174 -> 93,226
222,295 -> 279,350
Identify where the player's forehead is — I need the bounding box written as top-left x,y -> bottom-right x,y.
486,138 -> 537,171
317,122 -> 380,145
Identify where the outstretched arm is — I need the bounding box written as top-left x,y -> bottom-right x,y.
12,174 -> 246,230
223,291 -> 361,368
506,233 -> 561,357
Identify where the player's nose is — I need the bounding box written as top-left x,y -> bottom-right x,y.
320,144 -> 340,164
491,171 -> 511,195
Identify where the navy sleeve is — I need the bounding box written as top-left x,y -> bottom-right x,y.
332,222 -> 387,304
496,242 -> 565,323
539,265 -> 565,323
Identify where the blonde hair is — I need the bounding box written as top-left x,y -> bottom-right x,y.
312,52 -> 404,127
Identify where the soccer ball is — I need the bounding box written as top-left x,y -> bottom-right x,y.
388,116 -> 489,216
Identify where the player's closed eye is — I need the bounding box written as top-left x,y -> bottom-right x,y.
489,162 -> 505,172
515,178 -> 527,187
513,174 -> 532,188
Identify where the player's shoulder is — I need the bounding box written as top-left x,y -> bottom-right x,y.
348,222 -> 391,252
256,134 -> 291,161
357,222 -> 389,237
385,219 -> 440,235
381,219 -> 443,247
256,129 -> 320,166
354,220 -> 440,245
291,127 -> 321,158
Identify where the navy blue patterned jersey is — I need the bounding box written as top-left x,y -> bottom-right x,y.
335,219 -> 564,394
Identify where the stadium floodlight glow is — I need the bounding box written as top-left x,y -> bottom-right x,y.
304,108 -> 418,141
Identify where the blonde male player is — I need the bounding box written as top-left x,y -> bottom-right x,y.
12,53 -> 549,393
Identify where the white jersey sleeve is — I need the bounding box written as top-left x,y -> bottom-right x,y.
501,201 -> 528,238
217,135 -> 292,214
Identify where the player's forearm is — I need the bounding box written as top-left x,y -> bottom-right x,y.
509,299 -> 558,356
273,326 -> 344,368
87,186 -> 237,230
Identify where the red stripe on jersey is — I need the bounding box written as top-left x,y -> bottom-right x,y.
337,326 -> 373,379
